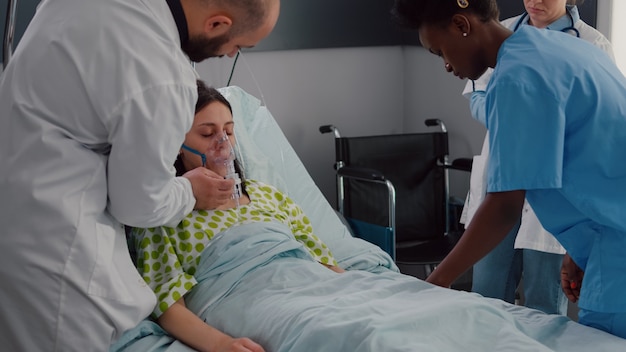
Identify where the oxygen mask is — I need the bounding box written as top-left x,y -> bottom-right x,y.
206,131 -> 242,207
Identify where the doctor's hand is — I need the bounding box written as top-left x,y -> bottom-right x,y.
561,253 -> 584,304
183,167 -> 235,210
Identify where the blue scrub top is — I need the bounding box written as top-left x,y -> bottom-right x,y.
484,26 -> 626,312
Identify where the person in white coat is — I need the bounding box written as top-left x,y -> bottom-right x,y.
0,0 -> 279,351
460,0 -> 614,315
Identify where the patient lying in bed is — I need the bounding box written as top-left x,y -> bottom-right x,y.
130,81 -> 344,352
123,84 -> 626,352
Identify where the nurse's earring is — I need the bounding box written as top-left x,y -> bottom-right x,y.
462,33 -> 468,37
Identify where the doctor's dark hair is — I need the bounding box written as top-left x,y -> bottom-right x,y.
175,81 -> 247,195
391,0 -> 499,30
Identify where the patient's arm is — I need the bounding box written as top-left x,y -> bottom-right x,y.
323,263 -> 345,273
427,190 -> 525,288
158,298 -> 265,352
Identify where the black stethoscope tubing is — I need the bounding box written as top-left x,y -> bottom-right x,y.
513,8 -> 581,38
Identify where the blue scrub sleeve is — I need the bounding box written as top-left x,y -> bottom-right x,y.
486,80 -> 565,192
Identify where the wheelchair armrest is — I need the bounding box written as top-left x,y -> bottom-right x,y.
337,166 -> 386,182
445,157 -> 472,172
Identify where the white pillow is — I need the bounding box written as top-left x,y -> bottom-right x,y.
218,86 -> 397,272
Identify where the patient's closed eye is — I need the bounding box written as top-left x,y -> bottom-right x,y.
198,126 -> 218,138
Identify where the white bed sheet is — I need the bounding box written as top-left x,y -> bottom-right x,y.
220,85 -> 397,273
115,221 -> 626,351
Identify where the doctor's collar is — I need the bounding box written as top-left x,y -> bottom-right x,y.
166,0 -> 189,47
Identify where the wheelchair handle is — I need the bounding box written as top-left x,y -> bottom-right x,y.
319,124 -> 341,138
425,119 -> 447,133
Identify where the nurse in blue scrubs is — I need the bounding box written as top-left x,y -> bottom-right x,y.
458,0 -> 614,317
391,0 -> 626,339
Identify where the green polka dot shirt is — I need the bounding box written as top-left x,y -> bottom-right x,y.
131,179 -> 338,317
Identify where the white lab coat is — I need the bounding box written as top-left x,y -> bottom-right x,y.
0,0 -> 198,350
460,7 -> 614,254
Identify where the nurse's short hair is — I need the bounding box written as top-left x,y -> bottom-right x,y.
391,0 -> 499,30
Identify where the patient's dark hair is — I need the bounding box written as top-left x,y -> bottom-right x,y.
175,81 -> 247,195
391,0 -> 499,30
195,80 -> 232,115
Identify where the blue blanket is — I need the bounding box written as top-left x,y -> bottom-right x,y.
112,222 -> 625,352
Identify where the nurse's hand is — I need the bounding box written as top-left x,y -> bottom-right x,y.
560,253 -> 583,303
183,167 -> 235,210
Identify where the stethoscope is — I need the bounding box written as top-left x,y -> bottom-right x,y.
513,8 -> 580,38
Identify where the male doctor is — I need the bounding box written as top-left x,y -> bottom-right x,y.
0,0 -> 280,351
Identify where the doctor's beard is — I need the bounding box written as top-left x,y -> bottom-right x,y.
183,33 -> 230,62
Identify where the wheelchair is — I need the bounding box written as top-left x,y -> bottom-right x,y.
320,119 -> 472,281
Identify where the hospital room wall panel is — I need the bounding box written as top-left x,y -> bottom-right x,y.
197,46 -> 478,207
401,47 -> 485,199
196,46 -> 406,208
2,0 -> 613,212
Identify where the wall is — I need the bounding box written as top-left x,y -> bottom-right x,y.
249,0 -> 416,50
402,47 -> 484,200
196,45 -> 478,207
193,2 -> 607,210
196,47 -> 407,207
2,0 -> 611,210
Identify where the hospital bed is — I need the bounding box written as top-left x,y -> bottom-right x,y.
111,86 -> 625,352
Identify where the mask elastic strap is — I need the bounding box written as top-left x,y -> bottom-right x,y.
181,144 -> 206,167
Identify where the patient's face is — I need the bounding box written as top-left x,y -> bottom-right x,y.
182,101 -> 236,176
